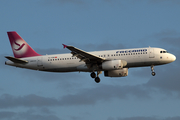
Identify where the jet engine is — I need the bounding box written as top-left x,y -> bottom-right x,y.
104,68 -> 128,77
102,60 -> 124,70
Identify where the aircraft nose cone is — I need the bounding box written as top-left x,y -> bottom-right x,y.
172,55 -> 176,61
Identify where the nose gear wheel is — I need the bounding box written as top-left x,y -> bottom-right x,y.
151,65 -> 156,76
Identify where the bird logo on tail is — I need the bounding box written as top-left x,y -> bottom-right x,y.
12,40 -> 27,56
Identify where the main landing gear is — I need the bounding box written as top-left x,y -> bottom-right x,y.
151,65 -> 156,76
90,71 -> 102,83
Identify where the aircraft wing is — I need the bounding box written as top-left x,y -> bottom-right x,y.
62,44 -> 105,64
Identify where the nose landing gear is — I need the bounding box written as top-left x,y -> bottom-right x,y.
151,65 -> 156,76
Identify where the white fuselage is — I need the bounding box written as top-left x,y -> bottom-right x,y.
5,47 -> 176,72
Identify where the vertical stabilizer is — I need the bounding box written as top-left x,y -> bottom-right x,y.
7,31 -> 41,58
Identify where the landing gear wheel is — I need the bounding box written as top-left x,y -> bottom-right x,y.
95,77 -> 100,83
90,72 -> 96,78
151,65 -> 156,76
152,72 -> 156,76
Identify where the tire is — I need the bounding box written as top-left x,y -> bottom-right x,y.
152,72 -> 156,76
95,77 -> 100,83
90,72 -> 96,78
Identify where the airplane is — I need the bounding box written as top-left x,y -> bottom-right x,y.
5,31 -> 176,83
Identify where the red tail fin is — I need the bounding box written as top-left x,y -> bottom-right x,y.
7,31 -> 41,58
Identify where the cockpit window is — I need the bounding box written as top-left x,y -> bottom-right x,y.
160,51 -> 168,53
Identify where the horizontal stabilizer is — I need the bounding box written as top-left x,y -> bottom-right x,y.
5,56 -> 28,64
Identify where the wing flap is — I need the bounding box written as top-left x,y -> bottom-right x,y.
5,56 -> 28,64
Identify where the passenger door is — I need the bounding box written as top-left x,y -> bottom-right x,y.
149,48 -> 154,58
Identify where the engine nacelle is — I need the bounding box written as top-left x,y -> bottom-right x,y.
104,68 -> 128,77
102,60 -> 124,70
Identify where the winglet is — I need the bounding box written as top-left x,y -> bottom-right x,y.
62,44 -> 68,49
